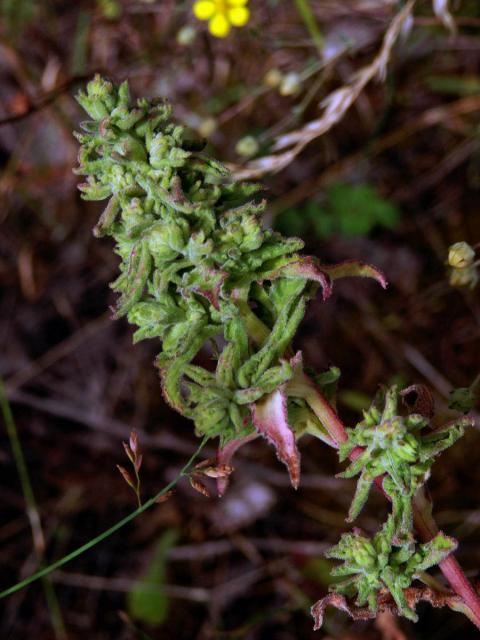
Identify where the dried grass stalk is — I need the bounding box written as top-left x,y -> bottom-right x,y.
233,0 -> 416,180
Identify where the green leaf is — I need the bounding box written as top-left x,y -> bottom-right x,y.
276,183 -> 399,241
305,204 -> 335,239
302,557 -> 341,586
413,533 -> 458,573
425,75 -> 480,96
327,182 -> 399,237
127,529 -> 178,627
346,471 -> 373,522
448,387 -> 476,413
338,389 -> 372,412
1,0 -> 36,37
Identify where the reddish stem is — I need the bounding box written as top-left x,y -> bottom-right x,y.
304,377 -> 480,628
412,488 -> 480,628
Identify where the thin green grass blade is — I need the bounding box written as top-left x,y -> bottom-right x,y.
0,435 -> 207,600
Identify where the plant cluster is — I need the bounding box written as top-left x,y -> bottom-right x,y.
75,75 -> 384,490
338,386 -> 466,533
325,514 -> 456,622
75,77 -> 479,630
321,386 -> 469,623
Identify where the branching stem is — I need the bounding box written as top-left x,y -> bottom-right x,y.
303,374 -> 480,628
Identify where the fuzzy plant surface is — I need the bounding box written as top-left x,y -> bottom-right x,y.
75,77 -> 477,630
325,514 -> 457,622
312,385 -> 472,628
338,386 -> 467,537
74,75 -> 386,490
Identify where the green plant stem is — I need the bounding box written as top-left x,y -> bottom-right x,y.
0,437 -> 207,600
287,370 -> 347,446
304,376 -> 480,628
235,300 -> 270,345
294,0 -> 324,54
0,379 -> 67,639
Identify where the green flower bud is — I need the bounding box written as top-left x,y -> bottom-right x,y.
395,441 -> 417,462
147,222 -> 185,262
187,231 -> 213,261
235,135 -> 260,158
113,132 -> 147,162
77,75 -> 116,120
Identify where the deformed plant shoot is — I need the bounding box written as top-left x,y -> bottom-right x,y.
75,76 -> 480,630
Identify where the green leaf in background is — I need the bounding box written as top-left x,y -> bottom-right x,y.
272,206 -> 308,238
326,183 -> 399,237
274,182 -> 400,240
303,556 -> 343,586
97,0 -> 122,20
71,11 -> 91,75
425,75 -> 480,96
127,529 -> 178,627
307,204 -> 336,239
1,0 -> 36,38
338,389 -> 371,413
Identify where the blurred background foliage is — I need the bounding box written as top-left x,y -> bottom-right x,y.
1,1 -> 480,639
274,182 -> 400,238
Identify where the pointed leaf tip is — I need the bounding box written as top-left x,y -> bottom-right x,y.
251,388 -> 301,489
321,260 -> 388,290
264,257 -> 332,300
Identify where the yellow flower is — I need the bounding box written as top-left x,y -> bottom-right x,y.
193,0 -> 250,38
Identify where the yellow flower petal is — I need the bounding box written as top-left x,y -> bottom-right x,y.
228,6 -> 249,26
228,0 -> 248,6
209,13 -> 230,37
193,0 -> 216,20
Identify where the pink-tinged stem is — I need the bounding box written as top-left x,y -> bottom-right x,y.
412,489 -> 480,629
292,372 -> 348,446
303,375 -> 480,628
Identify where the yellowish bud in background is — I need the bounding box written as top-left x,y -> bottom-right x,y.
197,116 -> 217,138
264,68 -> 283,89
448,241 -> 475,269
279,71 -> 302,96
177,25 -> 197,46
235,135 -> 259,158
449,266 -> 478,290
